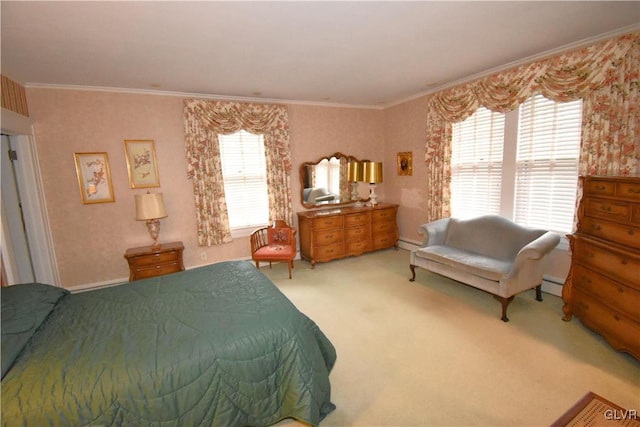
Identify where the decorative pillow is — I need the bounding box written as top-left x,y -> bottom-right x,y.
1,283 -> 69,378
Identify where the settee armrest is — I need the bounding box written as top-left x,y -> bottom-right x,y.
417,218 -> 450,247
508,231 -> 561,276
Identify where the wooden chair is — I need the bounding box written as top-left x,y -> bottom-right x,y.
250,220 -> 296,279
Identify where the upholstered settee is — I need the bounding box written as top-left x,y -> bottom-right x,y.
303,187 -> 336,203
409,215 -> 560,321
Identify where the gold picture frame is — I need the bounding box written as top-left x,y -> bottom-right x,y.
124,139 -> 160,188
74,152 -> 115,204
397,151 -> 412,176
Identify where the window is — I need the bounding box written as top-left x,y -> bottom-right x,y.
219,130 -> 269,232
451,107 -> 505,217
314,157 -> 341,196
451,94 -> 582,234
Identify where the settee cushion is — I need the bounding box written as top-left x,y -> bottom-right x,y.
415,245 -> 512,281
445,216 -> 545,261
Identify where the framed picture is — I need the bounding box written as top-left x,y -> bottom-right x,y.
124,139 -> 160,188
74,152 -> 115,204
397,151 -> 412,176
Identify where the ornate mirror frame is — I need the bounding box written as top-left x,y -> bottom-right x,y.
300,152 -> 369,209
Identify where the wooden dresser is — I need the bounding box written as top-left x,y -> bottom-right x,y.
297,203 -> 399,268
562,176 -> 640,359
124,241 -> 185,281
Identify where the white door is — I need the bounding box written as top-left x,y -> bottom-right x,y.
1,134 -> 35,283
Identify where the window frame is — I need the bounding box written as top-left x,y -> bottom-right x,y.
450,95 -> 582,250
218,130 -> 270,238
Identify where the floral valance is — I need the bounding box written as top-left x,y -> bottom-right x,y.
426,32 -> 639,164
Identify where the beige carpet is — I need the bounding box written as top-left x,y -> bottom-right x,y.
260,248 -> 639,427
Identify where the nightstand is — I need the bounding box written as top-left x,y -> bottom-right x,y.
124,241 -> 185,281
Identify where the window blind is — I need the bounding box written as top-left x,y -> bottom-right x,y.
514,94 -> 582,233
451,106 -> 505,219
219,130 -> 269,229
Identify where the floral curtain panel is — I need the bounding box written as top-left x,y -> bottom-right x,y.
184,100 -> 293,246
424,32 -> 640,222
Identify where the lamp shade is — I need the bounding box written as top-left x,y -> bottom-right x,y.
135,192 -> 167,221
347,161 -> 363,182
362,162 -> 383,184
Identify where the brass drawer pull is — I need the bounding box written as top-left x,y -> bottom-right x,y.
628,229 -> 635,236
590,224 -> 601,231
628,188 -> 640,194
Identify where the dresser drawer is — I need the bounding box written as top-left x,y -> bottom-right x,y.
372,220 -> 395,234
634,205 -> 640,224
313,229 -> 343,245
314,243 -> 345,261
372,232 -> 397,250
585,179 -> 615,197
581,217 -> 640,250
573,238 -> 640,287
312,216 -> 344,231
133,262 -> 183,280
345,212 -> 369,227
347,240 -> 372,256
572,289 -> 640,358
584,197 -> 632,222
128,250 -> 181,267
617,181 -> 640,202
345,224 -> 369,240
572,264 -> 640,321
372,208 -> 396,222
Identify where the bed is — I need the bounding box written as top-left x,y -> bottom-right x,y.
1,261 -> 337,426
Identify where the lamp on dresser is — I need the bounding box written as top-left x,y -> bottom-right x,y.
347,161 -> 364,207
362,161 -> 383,206
135,191 -> 168,249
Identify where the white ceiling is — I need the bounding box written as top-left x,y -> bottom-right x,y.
2,1 -> 639,108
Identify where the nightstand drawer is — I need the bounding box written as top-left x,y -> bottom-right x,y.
128,250 -> 181,267
132,262 -> 183,280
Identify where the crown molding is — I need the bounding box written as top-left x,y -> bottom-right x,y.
23,83 -> 385,111
386,24 -> 640,108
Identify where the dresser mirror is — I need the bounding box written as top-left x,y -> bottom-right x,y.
300,152 -> 369,208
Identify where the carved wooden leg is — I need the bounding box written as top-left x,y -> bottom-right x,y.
287,261 -> 292,279
493,295 -> 515,322
409,264 -> 416,282
535,285 -> 543,302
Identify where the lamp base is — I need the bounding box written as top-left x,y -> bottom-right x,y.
368,184 -> 378,206
146,219 -> 162,249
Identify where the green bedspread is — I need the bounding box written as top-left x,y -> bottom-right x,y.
1,261 -> 336,426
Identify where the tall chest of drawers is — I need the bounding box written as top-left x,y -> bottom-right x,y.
297,203 -> 399,268
562,176 -> 640,359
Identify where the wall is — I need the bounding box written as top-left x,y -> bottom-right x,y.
382,96 -> 430,243
26,88 -> 386,289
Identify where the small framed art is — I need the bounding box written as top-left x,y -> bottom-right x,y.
74,152 -> 115,204
397,151 -> 412,176
124,139 -> 160,188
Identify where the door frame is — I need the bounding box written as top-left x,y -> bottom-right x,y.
1,108 -> 60,286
